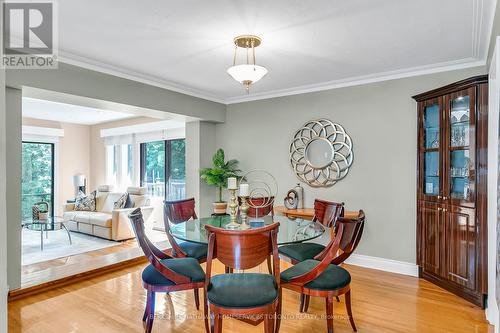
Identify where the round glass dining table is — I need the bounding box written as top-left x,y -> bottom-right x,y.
169,215 -> 325,245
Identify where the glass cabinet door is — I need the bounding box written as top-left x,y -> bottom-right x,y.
446,88 -> 475,204
422,101 -> 441,197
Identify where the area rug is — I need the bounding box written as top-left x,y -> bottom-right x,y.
22,228 -> 120,266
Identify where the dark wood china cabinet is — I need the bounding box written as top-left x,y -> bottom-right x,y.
413,75 -> 488,308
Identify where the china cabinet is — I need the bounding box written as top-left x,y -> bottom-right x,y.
413,75 -> 488,308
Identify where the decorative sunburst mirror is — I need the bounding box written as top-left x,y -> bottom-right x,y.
289,119 -> 353,187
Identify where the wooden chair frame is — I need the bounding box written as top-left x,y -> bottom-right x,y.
129,208 -> 205,333
163,198 -> 206,262
280,200 -> 344,266
203,223 -> 281,333
300,210 -> 366,312
280,222 -> 357,333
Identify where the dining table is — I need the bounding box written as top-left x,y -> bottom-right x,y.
169,214 -> 326,246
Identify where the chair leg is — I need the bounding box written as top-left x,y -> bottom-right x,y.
142,293 -> 149,322
264,311 -> 274,333
213,313 -> 223,333
203,290 -> 210,333
275,289 -> 282,333
326,296 -> 334,333
299,293 -> 305,312
303,295 -> 310,313
336,296 -> 340,302
345,290 -> 357,332
266,255 -> 273,274
145,291 -> 155,333
194,289 -> 200,310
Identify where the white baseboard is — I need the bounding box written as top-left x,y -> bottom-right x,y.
345,254 -> 419,277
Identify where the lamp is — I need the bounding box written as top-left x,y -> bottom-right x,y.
227,35 -> 268,93
73,174 -> 86,196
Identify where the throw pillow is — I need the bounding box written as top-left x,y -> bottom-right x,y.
124,194 -> 134,208
113,193 -> 129,209
75,191 -> 96,211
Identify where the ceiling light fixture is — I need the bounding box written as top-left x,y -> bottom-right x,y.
227,35 -> 268,93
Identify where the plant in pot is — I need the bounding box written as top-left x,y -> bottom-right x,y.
200,148 -> 241,215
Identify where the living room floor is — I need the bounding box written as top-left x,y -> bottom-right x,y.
21,228 -> 168,289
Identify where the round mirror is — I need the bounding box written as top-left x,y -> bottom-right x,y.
305,138 -> 334,169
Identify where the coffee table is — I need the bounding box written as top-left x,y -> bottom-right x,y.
22,217 -> 72,251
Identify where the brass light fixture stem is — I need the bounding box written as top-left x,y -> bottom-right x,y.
232,45 -> 237,66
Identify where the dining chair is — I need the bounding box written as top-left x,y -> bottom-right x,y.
238,195 -> 275,274
278,199 -> 344,264
203,223 -> 281,333
279,221 -> 358,333
301,210 -> 366,312
128,208 -> 205,333
247,196 -> 275,218
163,198 -> 208,262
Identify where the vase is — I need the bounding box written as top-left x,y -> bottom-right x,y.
213,202 -> 228,215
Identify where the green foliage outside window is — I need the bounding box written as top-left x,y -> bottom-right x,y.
21,142 -> 53,219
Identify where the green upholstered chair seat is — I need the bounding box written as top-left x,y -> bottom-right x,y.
142,257 -> 205,286
173,241 -> 208,260
278,243 -> 326,262
280,259 -> 351,291
208,273 -> 278,308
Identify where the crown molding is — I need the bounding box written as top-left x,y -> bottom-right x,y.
57,0 -> 494,108
57,51 -> 226,104
473,0 -> 497,60
225,58 -> 486,104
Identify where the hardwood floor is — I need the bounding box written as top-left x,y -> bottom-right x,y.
9,261 -> 491,332
20,230 -> 167,290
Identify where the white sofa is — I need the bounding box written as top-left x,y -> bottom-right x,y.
63,185 -> 154,241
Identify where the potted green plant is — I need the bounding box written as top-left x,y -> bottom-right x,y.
200,148 -> 242,214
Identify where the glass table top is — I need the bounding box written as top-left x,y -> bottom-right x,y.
22,217 -> 66,231
169,215 -> 325,245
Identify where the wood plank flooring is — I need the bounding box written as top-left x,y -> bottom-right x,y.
9,260 -> 491,333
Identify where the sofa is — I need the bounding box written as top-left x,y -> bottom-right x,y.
63,185 -> 154,241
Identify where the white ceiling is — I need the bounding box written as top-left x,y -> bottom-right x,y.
56,0 -> 496,103
22,97 -> 137,125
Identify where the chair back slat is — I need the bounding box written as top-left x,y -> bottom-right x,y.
313,199 -> 344,227
205,223 -> 279,270
164,198 -> 198,226
163,198 -> 198,258
332,210 -> 365,265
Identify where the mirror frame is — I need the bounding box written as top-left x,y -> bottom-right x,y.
289,119 -> 353,187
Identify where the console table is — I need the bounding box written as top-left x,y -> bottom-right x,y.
274,206 -> 359,220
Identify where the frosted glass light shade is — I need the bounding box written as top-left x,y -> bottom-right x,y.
227,64 -> 268,85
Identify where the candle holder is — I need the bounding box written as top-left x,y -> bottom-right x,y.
239,195 -> 250,230
226,188 -> 240,229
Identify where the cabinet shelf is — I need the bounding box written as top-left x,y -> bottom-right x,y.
450,120 -> 469,126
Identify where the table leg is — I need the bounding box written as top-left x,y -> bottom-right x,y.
62,223 -> 72,245
40,229 -> 44,251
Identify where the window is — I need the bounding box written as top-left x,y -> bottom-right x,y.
140,139 -> 185,200
106,144 -> 135,191
21,142 -> 54,219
